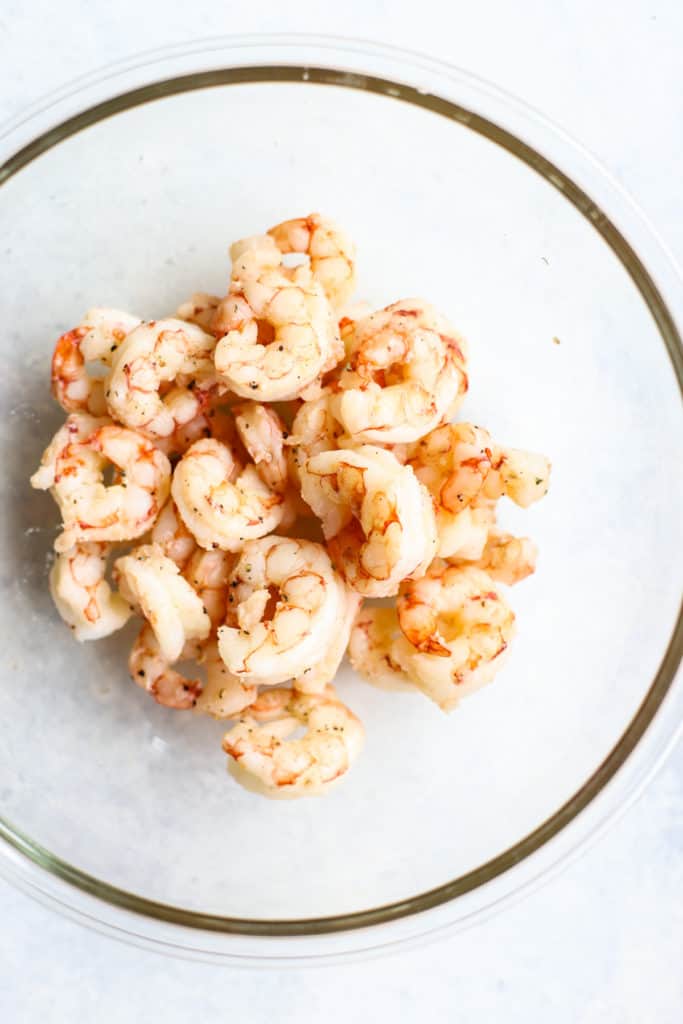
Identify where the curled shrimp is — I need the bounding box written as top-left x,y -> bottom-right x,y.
176,292 -> 221,332
328,298 -> 468,444
183,546 -> 234,627
105,318 -> 218,439
49,542 -> 132,641
30,413 -> 171,553
347,606 -> 416,693
114,543 -> 210,662
194,640 -> 257,719
151,498 -> 197,569
222,685 -> 364,796
51,308 -> 141,416
449,529 -> 538,585
268,212 -> 356,309
300,445 -> 437,597
394,564 -> 515,711
212,235 -> 341,401
171,437 -> 285,551
129,623 -> 203,710
217,536 -> 350,687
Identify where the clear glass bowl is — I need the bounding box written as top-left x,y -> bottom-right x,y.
1,35 -> 681,965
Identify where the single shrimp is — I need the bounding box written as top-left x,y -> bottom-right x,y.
328,298 -> 469,444
194,640 -> 257,719
105,318 -> 218,439
217,536 -> 350,687
183,546 -> 234,627
449,529 -> 538,585
30,413 -> 171,553
293,588 -> 362,694
394,563 -> 515,711
49,542 -> 132,641
171,437 -> 285,551
300,445 -> 438,597
51,308 -> 141,416
151,498 -> 197,569
268,212 -> 356,309
212,235 -> 340,401
176,292 -> 221,332
129,623 -> 203,710
222,684 -> 364,796
114,543 -> 210,663
347,605 -> 416,693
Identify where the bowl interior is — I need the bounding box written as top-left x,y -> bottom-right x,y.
1,74 -> 681,924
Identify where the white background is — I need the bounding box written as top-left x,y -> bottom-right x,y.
1,1 -> 682,1020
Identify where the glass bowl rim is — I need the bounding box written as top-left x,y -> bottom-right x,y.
1,33 -> 681,963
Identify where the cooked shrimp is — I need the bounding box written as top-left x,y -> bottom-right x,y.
176,292 -> 221,332
49,542 -> 132,641
114,543 -> 210,662
212,235 -> 340,401
481,446 -> 551,507
171,437 -> 284,551
449,530 -> 538,585
217,536 -> 349,686
194,640 -> 257,718
30,413 -> 171,553
233,401 -> 289,493
183,547 -> 234,627
394,564 -> 515,711
268,212 -> 356,309
293,589 -> 362,694
348,605 -> 416,692
222,685 -> 364,796
328,299 -> 468,444
105,318 -> 218,439
129,623 -> 203,710
300,445 -> 437,597
51,308 -> 141,416
151,498 -> 197,569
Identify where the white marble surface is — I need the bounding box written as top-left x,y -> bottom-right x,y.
1,1 -> 682,1019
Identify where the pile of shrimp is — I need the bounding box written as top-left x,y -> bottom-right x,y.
31,212 -> 550,799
